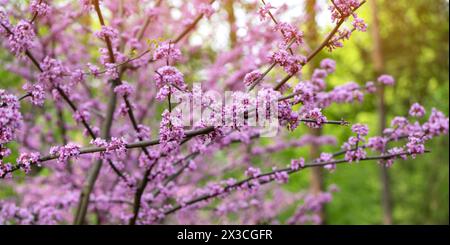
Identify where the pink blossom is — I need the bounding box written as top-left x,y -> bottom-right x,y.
406,136 -> 425,159
269,50 -> 305,75
344,147 -> 366,162
245,167 -> 261,178
159,109 -> 185,152
0,90 -> 22,144
383,147 -> 407,167
30,0 -> 51,17
198,3 -> 214,18
153,42 -> 182,63
22,82 -> 45,106
352,17 -> 367,32
114,82 -> 135,97
106,137 -> 127,159
351,123 -> 369,136
318,153 -> 336,171
377,74 -> 395,86
0,0 -> 447,225
365,81 -> 376,93
17,152 -> 40,173
274,171 -> 289,184
368,136 -> 388,152
243,70 -> 262,87
258,2 -> 275,21
291,158 -> 305,170
409,103 -> 426,118
329,82 -> 363,103
95,26 -> 118,41
293,82 -> 314,105
329,0 -> 362,22
320,58 -> 336,73
87,63 -> 100,77
274,22 -> 304,46
422,108 -> 449,137
391,116 -> 408,128
154,66 -> 186,101
7,20 -> 35,57
90,137 -> 128,159
105,63 -> 118,80
303,108 -> 327,128
38,57 -> 67,87
49,143 -> 81,165
73,109 -> 91,124
70,69 -> 85,85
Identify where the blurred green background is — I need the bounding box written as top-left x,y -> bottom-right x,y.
324,0 -> 449,224
0,0 -> 448,224
288,0 -> 449,224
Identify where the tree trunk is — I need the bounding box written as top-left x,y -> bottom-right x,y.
305,0 -> 326,224
225,0 -> 237,48
370,0 -> 393,225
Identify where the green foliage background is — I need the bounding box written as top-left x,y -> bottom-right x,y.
304,0 -> 449,224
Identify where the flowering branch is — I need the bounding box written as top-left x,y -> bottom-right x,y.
274,0 -> 366,90
162,150 -> 428,218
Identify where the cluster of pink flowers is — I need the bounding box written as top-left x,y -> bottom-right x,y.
377,74 -> 395,85
95,25 -> 119,41
274,22 -> 304,46
153,66 -> 187,101
406,136 -> 425,158
269,49 -> 306,75
302,108 -> 327,128
38,56 -> 68,87
352,123 -> 369,136
0,10 -> 9,36
319,153 -> 336,171
197,3 -> 215,18
0,90 -> 22,144
274,170 -> 289,184
90,137 -> 128,160
289,190 -> 336,225
6,20 -> 35,57
341,124 -> 369,162
329,0 -> 362,21
22,82 -> 45,106
291,158 -> 305,170
243,70 -> 262,87
17,152 -> 40,173
320,58 -> 336,73
30,0 -> 51,17
87,63 -> 100,77
159,109 -> 185,153
49,143 -> 81,165
423,108 -> 449,137
293,84 -> 314,107
258,2 -> 275,21
409,103 -> 426,118
153,42 -> 182,62
114,81 -> 135,97
104,63 -> 119,80
245,167 -> 262,178
352,17 -> 367,32
368,136 -> 388,153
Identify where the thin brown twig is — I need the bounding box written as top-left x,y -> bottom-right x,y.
273,0 -> 366,91
162,150 -> 428,217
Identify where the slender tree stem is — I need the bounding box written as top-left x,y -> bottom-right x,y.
161,150 -> 427,217
273,1 -> 366,91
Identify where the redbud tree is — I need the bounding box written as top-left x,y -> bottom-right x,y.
0,0 -> 448,225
